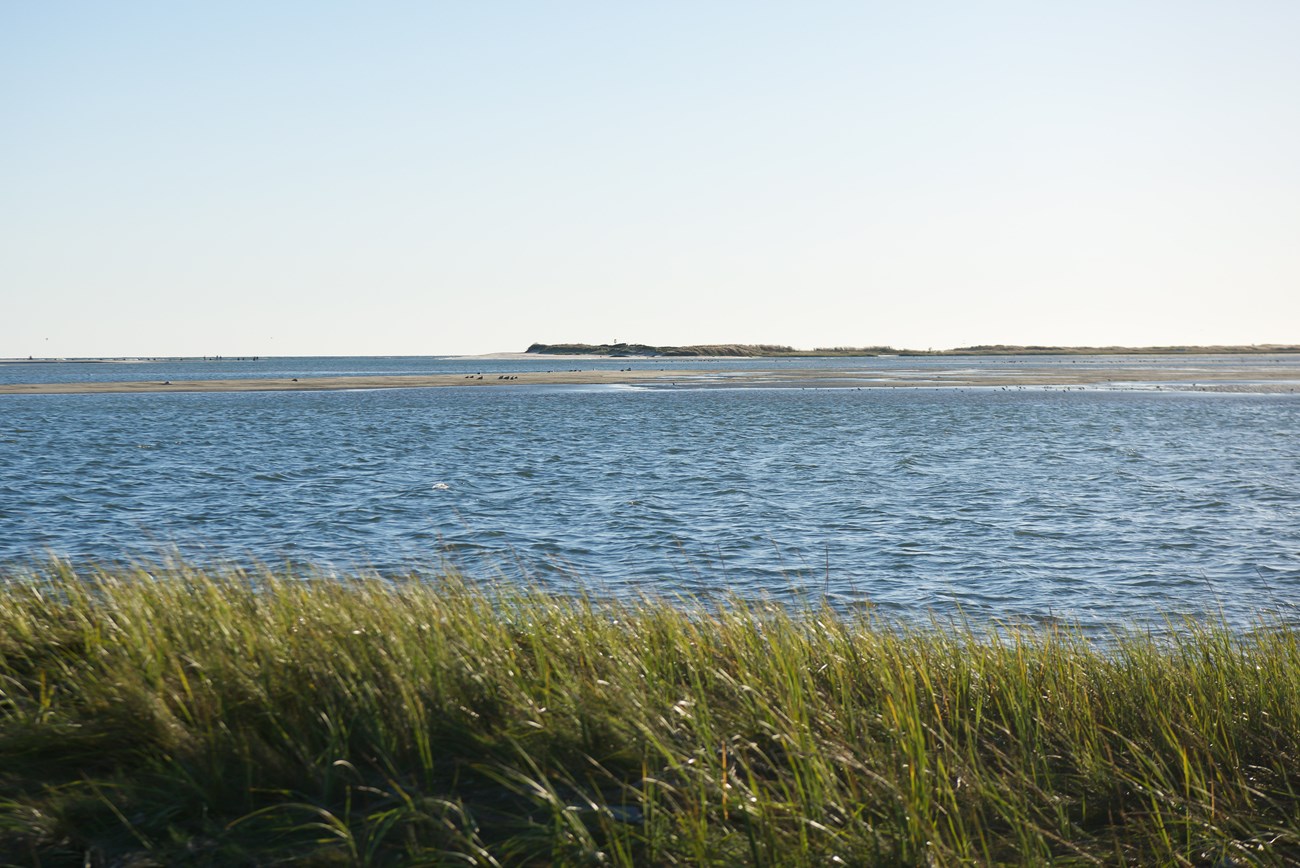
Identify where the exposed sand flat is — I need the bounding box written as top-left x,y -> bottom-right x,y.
0,369 -> 702,395
2,362 -> 1299,395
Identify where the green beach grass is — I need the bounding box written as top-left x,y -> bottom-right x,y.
2,563 -> 1298,865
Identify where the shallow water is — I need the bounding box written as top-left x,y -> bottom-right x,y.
4,352 -> 1297,387
2,365 -> 1298,628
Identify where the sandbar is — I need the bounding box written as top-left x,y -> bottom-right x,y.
0,369 -> 697,395
3,360 -> 1300,395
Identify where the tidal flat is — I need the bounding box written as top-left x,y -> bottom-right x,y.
2,563 -> 1298,865
3,355 -> 1300,393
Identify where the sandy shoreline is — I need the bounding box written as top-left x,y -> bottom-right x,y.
3,362 -> 1300,395
0,369 -> 693,395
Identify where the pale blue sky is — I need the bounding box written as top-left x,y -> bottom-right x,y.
3,1 -> 1298,357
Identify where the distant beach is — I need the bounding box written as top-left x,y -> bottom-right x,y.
2,355 -> 1299,394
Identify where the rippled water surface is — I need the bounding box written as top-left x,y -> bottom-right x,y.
2,371 -> 1298,628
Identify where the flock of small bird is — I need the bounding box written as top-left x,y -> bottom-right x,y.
460,370 -> 598,380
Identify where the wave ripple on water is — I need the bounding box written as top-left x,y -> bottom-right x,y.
1,384 -> 1298,630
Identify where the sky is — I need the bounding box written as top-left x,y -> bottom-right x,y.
3,2 -> 1298,357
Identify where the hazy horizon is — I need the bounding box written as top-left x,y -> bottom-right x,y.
9,335 -> 1300,359
5,2 -> 1298,358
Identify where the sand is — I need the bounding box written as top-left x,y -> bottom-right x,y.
3,359 -> 1300,395
0,369 -> 694,395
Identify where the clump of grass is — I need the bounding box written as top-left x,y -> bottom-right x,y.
1,562 -> 1298,865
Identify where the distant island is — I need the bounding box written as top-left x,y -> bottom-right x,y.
526,342 -> 1300,357
525,342 -> 875,357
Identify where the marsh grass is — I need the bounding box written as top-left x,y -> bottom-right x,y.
1,562 -> 1298,865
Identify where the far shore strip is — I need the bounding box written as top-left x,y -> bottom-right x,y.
3,363 -> 1300,395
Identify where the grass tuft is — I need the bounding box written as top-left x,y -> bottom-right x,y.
1,562 -> 1298,864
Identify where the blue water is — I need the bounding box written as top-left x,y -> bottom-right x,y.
2,358 -> 1298,629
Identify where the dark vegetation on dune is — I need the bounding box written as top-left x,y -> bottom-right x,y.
2,563 -> 1299,865
527,342 -> 1300,357
526,342 -> 809,357
922,344 -> 1300,356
